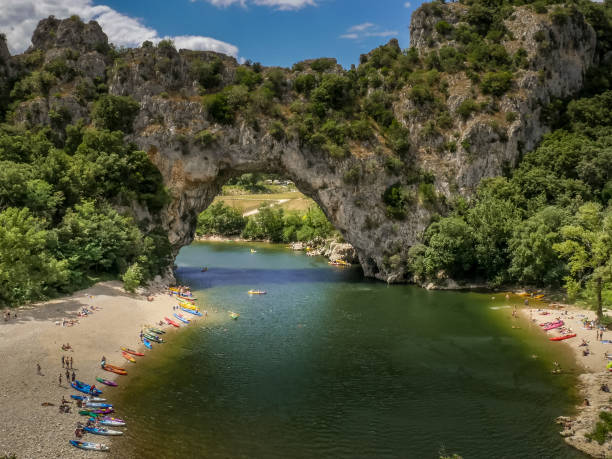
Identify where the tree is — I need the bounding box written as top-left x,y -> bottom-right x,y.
0,207 -> 68,305
92,95 -> 140,132
553,203 -> 612,317
122,263 -> 144,293
196,202 -> 246,236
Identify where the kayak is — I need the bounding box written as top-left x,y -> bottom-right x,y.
179,302 -> 199,311
534,294 -> 545,299
121,351 -> 136,363
142,337 -> 152,349
543,321 -> 564,331
69,440 -> 110,452
71,395 -> 106,402
79,407 -> 113,415
177,294 -> 197,300
84,402 -> 113,408
72,381 -> 102,396
550,334 -> 577,341
180,306 -> 202,316
173,312 -> 190,324
144,333 -> 164,343
602,340 -> 612,344
229,312 -> 240,320
96,377 -> 117,387
83,426 -> 124,436
165,317 -> 181,328
147,327 -> 165,335
90,416 -> 126,427
102,364 -> 127,376
121,347 -> 145,356
248,290 -> 266,295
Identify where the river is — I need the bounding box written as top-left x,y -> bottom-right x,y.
112,241 -> 585,458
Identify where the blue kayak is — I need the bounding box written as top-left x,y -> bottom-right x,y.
72,381 -> 102,396
83,426 -> 123,436
71,395 -> 106,402
84,402 -> 113,408
173,312 -> 190,324
142,337 -> 152,349
180,306 -> 202,316
69,440 -> 110,451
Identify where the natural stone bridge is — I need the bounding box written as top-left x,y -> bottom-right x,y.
2,6 -> 597,282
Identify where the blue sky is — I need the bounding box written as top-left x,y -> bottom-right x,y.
93,0 -> 417,68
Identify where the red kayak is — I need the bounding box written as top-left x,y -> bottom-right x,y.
549,334 -> 576,341
164,317 -> 180,328
120,346 -> 144,356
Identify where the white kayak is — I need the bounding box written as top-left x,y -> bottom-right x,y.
70,440 -> 110,451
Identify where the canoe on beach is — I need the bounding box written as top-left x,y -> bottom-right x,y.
79,407 -> 114,415
142,337 -> 153,349
121,351 -> 136,363
71,395 -> 106,402
83,426 -> 124,436
549,334 -> 577,341
92,416 -> 126,427
84,402 -> 113,408
95,377 -> 117,387
121,346 -> 145,356
69,440 -> 110,452
173,312 -> 190,324
147,327 -> 166,334
165,317 -> 181,327
180,306 -> 202,316
144,333 -> 164,343
102,364 -> 127,375
71,381 -> 102,395
543,321 -> 564,331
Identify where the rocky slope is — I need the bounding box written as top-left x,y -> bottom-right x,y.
0,4 -> 599,283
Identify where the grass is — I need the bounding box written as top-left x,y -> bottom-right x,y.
214,191 -> 315,214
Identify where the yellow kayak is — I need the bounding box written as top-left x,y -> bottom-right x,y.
534,294 -> 545,299
248,290 -> 267,295
229,312 -> 240,320
179,302 -> 200,311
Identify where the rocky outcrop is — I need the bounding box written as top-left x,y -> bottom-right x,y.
2,7 -> 599,283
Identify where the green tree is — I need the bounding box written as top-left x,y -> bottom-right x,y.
0,208 -> 68,305
122,263 -> 144,293
553,202 -> 612,317
196,202 -> 246,236
92,95 -> 140,132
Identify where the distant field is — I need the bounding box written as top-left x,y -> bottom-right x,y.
214,191 -> 315,215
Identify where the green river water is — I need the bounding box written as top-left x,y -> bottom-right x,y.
112,241 -> 585,458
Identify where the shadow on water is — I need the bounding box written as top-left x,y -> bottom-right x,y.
176,265 -> 366,290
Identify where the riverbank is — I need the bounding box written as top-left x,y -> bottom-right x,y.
0,281 -> 189,458
520,305 -> 612,457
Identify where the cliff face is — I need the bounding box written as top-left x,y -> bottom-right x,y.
1,6 -> 597,282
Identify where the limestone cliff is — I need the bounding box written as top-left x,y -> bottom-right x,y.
0,4 -> 599,283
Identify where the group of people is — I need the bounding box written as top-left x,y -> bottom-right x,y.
3,310 -> 17,321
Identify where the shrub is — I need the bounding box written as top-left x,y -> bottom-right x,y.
92,94 -> 140,132
456,98 -> 478,119
481,71 -> 513,97
350,118 -> 374,140
310,58 -> 336,73
122,263 -> 143,292
195,129 -> 216,147
343,165 -> 360,184
294,73 -> 317,94
506,111 -> 518,123
235,66 -> 262,90
409,85 -> 434,105
383,183 -> 413,219
435,20 -> 454,36
192,58 -> 223,90
269,121 -> 285,141
202,85 -> 249,125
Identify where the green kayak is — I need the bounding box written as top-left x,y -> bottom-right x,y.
143,333 -> 164,343
147,327 -> 165,335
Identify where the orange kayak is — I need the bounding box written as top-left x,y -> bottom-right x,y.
121,351 -> 136,363
103,364 -> 127,375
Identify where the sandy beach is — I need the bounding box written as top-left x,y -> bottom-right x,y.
0,281 -> 189,458
521,304 -> 612,457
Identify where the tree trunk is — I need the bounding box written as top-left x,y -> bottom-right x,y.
597,277 -> 603,319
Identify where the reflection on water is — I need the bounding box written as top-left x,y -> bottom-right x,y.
112,242 -> 585,459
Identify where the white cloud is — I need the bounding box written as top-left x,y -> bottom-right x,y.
404,1 -> 411,8
0,0 -> 239,57
348,22 -> 374,33
340,23 -> 398,40
202,0 -> 316,10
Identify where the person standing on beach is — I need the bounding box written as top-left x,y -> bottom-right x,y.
66,368 -> 70,382
36,363 -> 41,375
59,373 -> 62,386
70,357 -> 73,369
62,355 -> 65,368
72,371 -> 76,382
